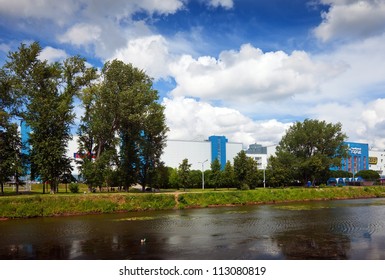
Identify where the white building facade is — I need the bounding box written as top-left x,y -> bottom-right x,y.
369,150 -> 385,178
67,135 -> 243,174
161,136 -> 243,171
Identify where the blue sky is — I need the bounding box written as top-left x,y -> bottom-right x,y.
1,0 -> 385,150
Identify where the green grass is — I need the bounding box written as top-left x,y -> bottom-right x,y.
176,186 -> 385,208
1,186 -> 385,219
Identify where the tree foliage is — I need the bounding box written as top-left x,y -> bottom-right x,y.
77,60 -> 168,191
222,160 -> 235,189
233,150 -> 259,189
2,42 -> 97,193
269,119 -> 348,186
209,158 -> 222,190
355,170 -> 380,181
178,158 -> 191,190
0,114 -> 23,194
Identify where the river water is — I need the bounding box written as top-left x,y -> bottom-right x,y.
1,198 -> 385,260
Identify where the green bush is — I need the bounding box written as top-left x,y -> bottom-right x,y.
69,183 -> 79,193
240,183 -> 250,190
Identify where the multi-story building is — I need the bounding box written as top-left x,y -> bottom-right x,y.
161,135 -> 243,171
245,143 -> 268,169
369,150 -> 385,178
330,142 -> 369,174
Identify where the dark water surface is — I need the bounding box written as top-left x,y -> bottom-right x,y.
1,198 -> 385,260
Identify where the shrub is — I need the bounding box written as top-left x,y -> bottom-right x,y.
240,183 -> 250,191
69,183 -> 79,193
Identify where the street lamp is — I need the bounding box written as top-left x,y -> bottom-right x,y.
263,168 -> 266,188
199,159 -> 208,190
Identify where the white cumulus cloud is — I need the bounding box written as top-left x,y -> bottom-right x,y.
0,0 -> 80,25
110,35 -> 172,80
162,96 -> 290,147
59,23 -> 102,47
38,46 -> 68,63
314,0 -> 385,42
169,44 -> 346,105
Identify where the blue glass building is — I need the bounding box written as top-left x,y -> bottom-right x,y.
209,135 -> 228,170
20,120 -> 31,175
331,142 -> 369,173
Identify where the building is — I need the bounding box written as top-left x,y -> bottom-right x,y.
245,143 -> 277,169
369,150 -> 385,178
331,142 -> 369,173
245,143 -> 268,169
161,135 -> 243,171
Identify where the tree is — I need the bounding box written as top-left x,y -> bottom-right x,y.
189,170 -> 202,188
245,157 -> 259,189
271,119 -> 348,186
77,60 -> 168,191
233,150 -> 258,189
0,115 -> 23,194
329,170 -> 352,179
355,170 -> 380,181
3,42 -> 96,193
178,159 -> 191,191
222,160 -> 235,189
1,58 -> 25,195
209,158 -> 222,190
233,150 -> 249,188
151,162 -> 170,189
168,168 -> 180,189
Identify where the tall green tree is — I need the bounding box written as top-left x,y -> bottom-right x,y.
222,160 -> 235,189
210,158 -> 222,190
178,158 -> 191,191
78,60 -> 168,191
0,114 -> 23,194
1,62 -> 25,195
233,150 -> 258,189
271,119 -> 348,185
3,42 -> 96,193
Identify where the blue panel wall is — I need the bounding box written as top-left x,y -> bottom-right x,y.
209,136 -> 228,170
332,142 -> 369,173
20,119 -> 31,175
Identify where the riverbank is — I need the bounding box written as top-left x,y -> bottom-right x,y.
1,186 -> 385,219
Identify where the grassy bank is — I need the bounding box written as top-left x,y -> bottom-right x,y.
1,186 -> 385,219
177,186 -> 385,208
0,193 -> 176,218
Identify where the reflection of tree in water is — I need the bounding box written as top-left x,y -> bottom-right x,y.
274,230 -> 350,260
1,243 -> 72,260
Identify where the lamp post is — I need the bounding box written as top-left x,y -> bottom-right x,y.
199,159 -> 208,190
263,168 -> 266,188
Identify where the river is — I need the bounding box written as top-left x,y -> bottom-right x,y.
1,198 -> 385,260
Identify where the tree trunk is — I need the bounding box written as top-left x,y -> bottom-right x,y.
1,182 -> 3,195
15,174 -> 19,195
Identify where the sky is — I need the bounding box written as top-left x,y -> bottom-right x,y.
1,0 -> 385,150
